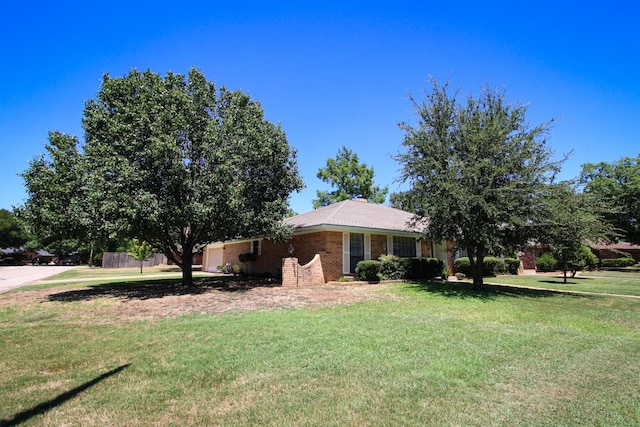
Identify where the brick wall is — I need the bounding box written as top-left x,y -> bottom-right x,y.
220,232 -> 441,282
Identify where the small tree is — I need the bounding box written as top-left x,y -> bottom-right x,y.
536,182 -> 612,283
313,146 -> 388,208
127,239 -> 156,273
238,252 -> 256,275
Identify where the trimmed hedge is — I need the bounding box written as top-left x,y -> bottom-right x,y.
504,258 -> 521,275
355,260 -> 381,281
454,256 -> 516,277
407,257 -> 445,280
378,255 -> 409,280
601,257 -> 636,268
378,256 -> 444,280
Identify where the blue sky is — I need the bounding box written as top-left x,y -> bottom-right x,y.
1,1 -> 638,215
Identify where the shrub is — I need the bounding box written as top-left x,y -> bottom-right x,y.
355,260 -> 381,281
238,252 -> 256,263
601,257 -> 636,268
454,257 -> 506,277
455,272 -> 466,280
414,257 -> 445,279
536,252 -> 558,272
576,245 -> 599,271
454,258 -> 471,277
378,255 -> 407,280
378,256 -> 445,280
483,257 -> 506,276
504,258 -> 521,275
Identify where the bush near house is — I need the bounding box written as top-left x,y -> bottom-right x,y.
378,255 -> 410,280
601,257 -> 636,268
355,260 -> 381,281
406,257 -> 445,280
504,258 -> 521,275
454,256 -> 514,277
536,252 -> 558,272
378,256 -> 444,280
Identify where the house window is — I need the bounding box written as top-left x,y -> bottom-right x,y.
455,247 -> 468,259
251,240 -> 261,256
349,233 -> 364,274
393,236 -> 416,257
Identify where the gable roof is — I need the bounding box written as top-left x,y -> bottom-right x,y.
285,199 -> 425,234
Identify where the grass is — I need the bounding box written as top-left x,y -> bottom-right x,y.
1,275 -> 639,426
485,269 -> 640,296
42,265 -> 212,281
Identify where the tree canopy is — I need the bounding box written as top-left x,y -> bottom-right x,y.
18,131 -> 90,257
20,68 -> 303,285
0,209 -> 27,249
313,146 -> 388,208
535,181 -> 611,283
127,239 -> 156,274
580,155 -> 640,245
395,80 -> 559,290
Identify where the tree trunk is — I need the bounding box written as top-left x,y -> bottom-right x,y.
140,260 -> 143,274
181,247 -> 194,286
467,245 -> 485,291
563,269 -> 568,284
472,265 -> 485,291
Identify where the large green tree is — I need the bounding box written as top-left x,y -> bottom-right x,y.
21,68 -> 303,285
18,131 -> 91,257
0,209 -> 27,249
395,81 -> 558,290
579,155 -> 640,245
313,146 -> 388,208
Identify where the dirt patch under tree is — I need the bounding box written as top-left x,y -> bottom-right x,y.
0,276 -> 395,323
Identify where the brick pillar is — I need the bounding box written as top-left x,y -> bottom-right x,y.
282,257 -> 299,287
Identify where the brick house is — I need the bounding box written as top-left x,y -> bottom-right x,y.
201,199 -> 452,282
590,242 -> 640,263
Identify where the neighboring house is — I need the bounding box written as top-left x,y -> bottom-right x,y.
590,242 -> 640,263
0,247 -> 55,265
520,241 -> 640,271
202,199 -> 452,282
26,249 -> 56,265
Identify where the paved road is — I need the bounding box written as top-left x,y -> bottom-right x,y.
0,265 -> 78,293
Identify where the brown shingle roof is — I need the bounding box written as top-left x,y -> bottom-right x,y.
591,241 -> 640,251
285,199 -> 425,234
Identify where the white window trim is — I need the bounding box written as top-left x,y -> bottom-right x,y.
364,234 -> 371,260
343,232 -> 350,274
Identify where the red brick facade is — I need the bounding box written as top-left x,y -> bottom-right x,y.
204,231 -> 437,282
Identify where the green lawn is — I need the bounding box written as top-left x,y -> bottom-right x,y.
485,269 -> 640,297
43,265 -> 212,281
1,277 -> 639,426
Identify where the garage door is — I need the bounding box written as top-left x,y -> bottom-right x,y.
206,247 -> 223,272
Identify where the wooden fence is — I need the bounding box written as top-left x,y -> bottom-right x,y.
101,252 -> 168,269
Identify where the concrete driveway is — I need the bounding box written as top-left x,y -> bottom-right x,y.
0,265 -> 78,293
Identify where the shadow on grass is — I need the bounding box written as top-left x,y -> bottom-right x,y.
537,276 -> 594,285
406,280 -> 566,300
48,276 -> 280,302
0,364 -> 130,427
